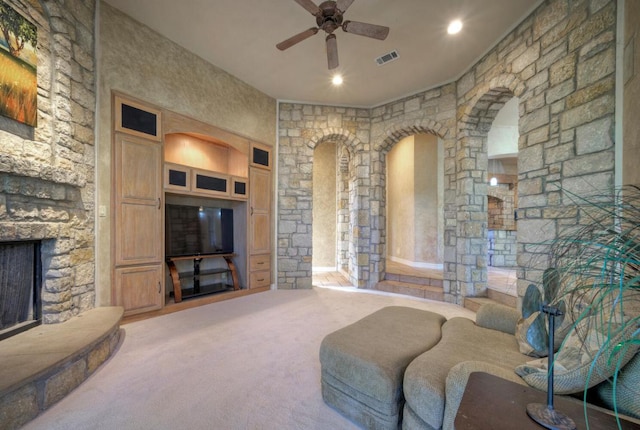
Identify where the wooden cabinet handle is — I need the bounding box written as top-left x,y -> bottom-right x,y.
251,206 -> 254,215
158,281 -> 161,293
257,278 -> 265,282
158,198 -> 161,209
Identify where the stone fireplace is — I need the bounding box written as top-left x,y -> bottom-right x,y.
0,241 -> 42,339
0,3 -> 114,426
0,0 -> 97,327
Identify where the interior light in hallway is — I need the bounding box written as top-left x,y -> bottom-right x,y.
447,20 -> 463,35
332,74 -> 343,86
488,159 -> 505,187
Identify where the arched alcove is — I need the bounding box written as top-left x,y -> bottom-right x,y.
370,120 -> 449,287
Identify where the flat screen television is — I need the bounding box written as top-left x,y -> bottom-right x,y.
165,204 -> 234,257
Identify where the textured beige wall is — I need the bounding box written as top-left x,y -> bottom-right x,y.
312,142 -> 337,268
623,0 -> 640,186
387,136 -> 416,260
95,2 -> 276,305
414,134 -> 440,262
387,135 -> 441,264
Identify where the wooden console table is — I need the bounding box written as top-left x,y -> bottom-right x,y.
166,254 -> 240,303
455,372 -> 640,430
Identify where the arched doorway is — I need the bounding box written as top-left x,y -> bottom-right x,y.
311,139 -> 357,286
486,97 -> 519,298
386,134 -> 443,267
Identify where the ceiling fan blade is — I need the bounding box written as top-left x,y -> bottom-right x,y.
326,34 -> 339,69
277,27 -> 319,50
336,0 -> 355,13
342,20 -> 390,40
294,0 -> 321,16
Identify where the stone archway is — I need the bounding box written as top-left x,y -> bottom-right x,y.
277,123 -> 368,289
309,130 -> 367,287
369,119 -> 450,288
452,74 -> 525,301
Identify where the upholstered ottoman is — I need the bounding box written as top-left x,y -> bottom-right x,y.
319,306 -> 446,430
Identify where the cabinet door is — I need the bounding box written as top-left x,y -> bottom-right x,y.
115,95 -> 162,141
250,142 -> 272,170
114,265 -> 163,315
250,212 -> 271,255
114,133 -> 163,266
250,168 -> 271,212
191,168 -> 230,197
164,163 -> 191,192
250,168 -> 271,255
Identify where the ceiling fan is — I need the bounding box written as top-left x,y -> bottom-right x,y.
276,0 -> 390,70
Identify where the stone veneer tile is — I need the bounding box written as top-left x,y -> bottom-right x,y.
0,385 -> 39,430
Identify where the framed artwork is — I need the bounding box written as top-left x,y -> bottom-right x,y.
0,1 -> 37,127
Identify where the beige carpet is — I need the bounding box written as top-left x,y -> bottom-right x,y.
23,286 -> 474,430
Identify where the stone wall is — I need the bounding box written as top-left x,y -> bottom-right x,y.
0,0 -> 97,323
278,0 -> 617,304
487,184 -> 517,230
278,104 -> 371,288
623,0 -> 640,186
488,230 -> 518,267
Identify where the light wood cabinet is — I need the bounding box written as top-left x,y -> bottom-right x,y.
191,168 -> 230,197
164,162 -> 191,193
114,134 -> 163,266
250,142 -> 272,171
112,95 -> 163,315
249,254 -> 270,288
249,167 -> 271,288
114,265 -> 163,315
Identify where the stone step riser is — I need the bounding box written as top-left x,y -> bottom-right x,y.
487,289 -> 517,308
384,273 -> 443,288
375,281 -> 444,302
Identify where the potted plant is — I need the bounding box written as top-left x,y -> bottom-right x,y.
540,185 -> 640,427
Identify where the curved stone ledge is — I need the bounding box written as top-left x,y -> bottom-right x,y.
0,306 -> 124,430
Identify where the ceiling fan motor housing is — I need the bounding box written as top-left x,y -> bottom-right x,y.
316,1 -> 343,33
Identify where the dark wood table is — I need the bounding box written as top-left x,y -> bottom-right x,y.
455,372 -> 640,430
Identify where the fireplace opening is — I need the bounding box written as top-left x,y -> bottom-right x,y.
0,241 -> 42,340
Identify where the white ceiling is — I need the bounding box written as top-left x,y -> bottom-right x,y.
102,0 -> 542,107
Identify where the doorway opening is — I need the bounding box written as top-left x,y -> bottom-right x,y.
486,97 -> 519,296
312,141 -> 354,287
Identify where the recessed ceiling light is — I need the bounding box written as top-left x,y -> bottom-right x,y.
447,19 -> 463,35
332,74 -> 343,86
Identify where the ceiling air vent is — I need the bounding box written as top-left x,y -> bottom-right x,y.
375,50 -> 399,65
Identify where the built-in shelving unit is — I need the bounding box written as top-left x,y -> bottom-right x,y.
112,94 -> 273,316
164,132 -> 249,200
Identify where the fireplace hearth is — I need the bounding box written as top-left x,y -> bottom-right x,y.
0,241 -> 42,340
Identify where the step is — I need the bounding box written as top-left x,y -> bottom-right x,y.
375,280 -> 444,302
464,290 -> 518,313
463,297 -> 498,313
487,288 -> 518,308
384,271 -> 443,287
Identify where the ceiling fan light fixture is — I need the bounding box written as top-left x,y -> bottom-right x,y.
447,19 -> 463,35
278,0 -> 390,70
